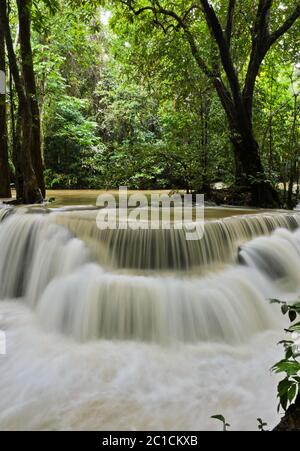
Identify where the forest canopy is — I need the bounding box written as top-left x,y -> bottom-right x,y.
0,0 -> 299,206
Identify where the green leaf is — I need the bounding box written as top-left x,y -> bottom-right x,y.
282,304 -> 289,315
211,415 -> 226,423
289,310 -> 297,323
273,360 -> 300,376
278,378 -> 292,397
287,322 -> 300,332
278,340 -> 294,346
280,392 -> 289,412
211,414 -> 230,430
285,347 -> 294,360
288,384 -> 298,403
270,299 -> 283,305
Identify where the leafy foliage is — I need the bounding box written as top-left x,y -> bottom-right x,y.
257,418 -> 268,432
211,415 -> 231,432
270,300 -> 300,412
4,0 -> 298,195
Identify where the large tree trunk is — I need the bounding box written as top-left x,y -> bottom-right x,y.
20,97 -> 42,203
222,94 -> 280,207
287,94 -> 299,209
0,21 -> 11,198
230,130 -> 279,207
0,0 -> 42,204
212,77 -> 279,207
9,73 -> 23,199
18,0 -> 45,198
8,26 -> 23,199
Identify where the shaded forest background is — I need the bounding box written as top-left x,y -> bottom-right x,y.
0,0 -> 299,206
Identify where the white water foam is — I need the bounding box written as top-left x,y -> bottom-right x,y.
0,209 -> 299,430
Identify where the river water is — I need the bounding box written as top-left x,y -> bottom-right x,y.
0,192 -> 299,430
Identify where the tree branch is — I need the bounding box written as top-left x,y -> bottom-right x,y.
152,20 -> 177,34
0,0 -> 26,105
121,0 -> 235,123
182,4 -> 200,23
243,0 -> 273,117
199,0 -> 242,107
121,1 -> 212,77
120,0 -> 154,16
253,0 -> 273,37
243,1 -> 299,118
268,4 -> 300,47
225,0 -> 236,46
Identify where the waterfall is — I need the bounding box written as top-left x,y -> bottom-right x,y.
0,208 -> 299,343
36,264 -> 280,343
1,206 -> 299,431
240,228 -> 300,286
53,210 -> 300,270
0,213 -> 89,302
0,205 -> 13,222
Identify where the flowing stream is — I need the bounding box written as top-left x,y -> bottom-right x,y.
0,203 -> 300,430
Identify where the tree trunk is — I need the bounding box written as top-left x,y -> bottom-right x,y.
274,396 -> 300,431
8,25 -> 23,199
287,162 -> 296,209
287,94 -> 299,209
9,72 -> 23,199
18,0 -> 45,198
211,75 -> 279,207
0,0 -> 42,204
222,92 -> 279,207
230,132 -> 279,207
20,97 -> 41,203
0,21 -> 11,198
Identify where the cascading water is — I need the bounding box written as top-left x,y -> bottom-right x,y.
0,206 -> 300,430
0,205 -> 13,222
54,210 -> 300,270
